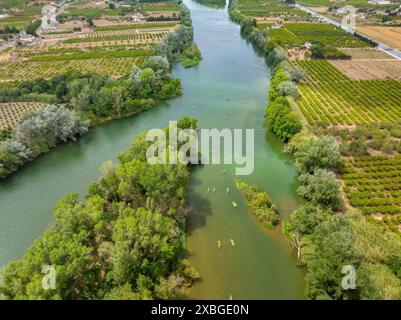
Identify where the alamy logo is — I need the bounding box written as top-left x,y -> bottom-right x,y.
146,121 -> 255,175
41,5 -> 57,31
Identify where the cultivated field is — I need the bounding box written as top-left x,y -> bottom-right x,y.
259,22 -> 372,48
337,47 -> 396,60
329,59 -> 401,80
0,56 -> 145,81
0,102 -> 46,130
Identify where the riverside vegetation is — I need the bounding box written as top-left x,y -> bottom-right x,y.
229,0 -> 401,299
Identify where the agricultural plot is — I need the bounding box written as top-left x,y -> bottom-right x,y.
142,4 -> 180,11
329,59 -> 401,80
295,60 -> 401,127
328,48 -> 401,81
0,2 -> 179,83
337,48 -> 396,60
0,102 -> 46,130
0,57 -> 144,81
258,22 -> 372,48
339,155 -> 401,232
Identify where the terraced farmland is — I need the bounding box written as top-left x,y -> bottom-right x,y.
295,60 -> 401,127
340,155 -> 401,232
0,102 -> 46,130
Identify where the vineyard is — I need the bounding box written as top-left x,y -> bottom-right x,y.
61,29 -> 171,44
0,56 -> 145,81
0,102 -> 46,130
238,0 -> 307,17
94,22 -> 178,31
340,155 -> 401,231
295,60 -> 401,127
329,59 -> 401,81
258,23 -> 372,48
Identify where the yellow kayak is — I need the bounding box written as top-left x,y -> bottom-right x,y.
231,239 -> 235,247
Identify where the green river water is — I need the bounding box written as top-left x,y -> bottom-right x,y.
0,0 -> 304,299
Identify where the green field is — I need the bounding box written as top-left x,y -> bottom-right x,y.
340,155 -> 401,231
259,23 -> 372,48
0,56 -> 147,81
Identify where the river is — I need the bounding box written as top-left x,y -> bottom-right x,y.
0,0 -> 305,299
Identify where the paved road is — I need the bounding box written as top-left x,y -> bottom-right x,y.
295,3 -> 401,60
